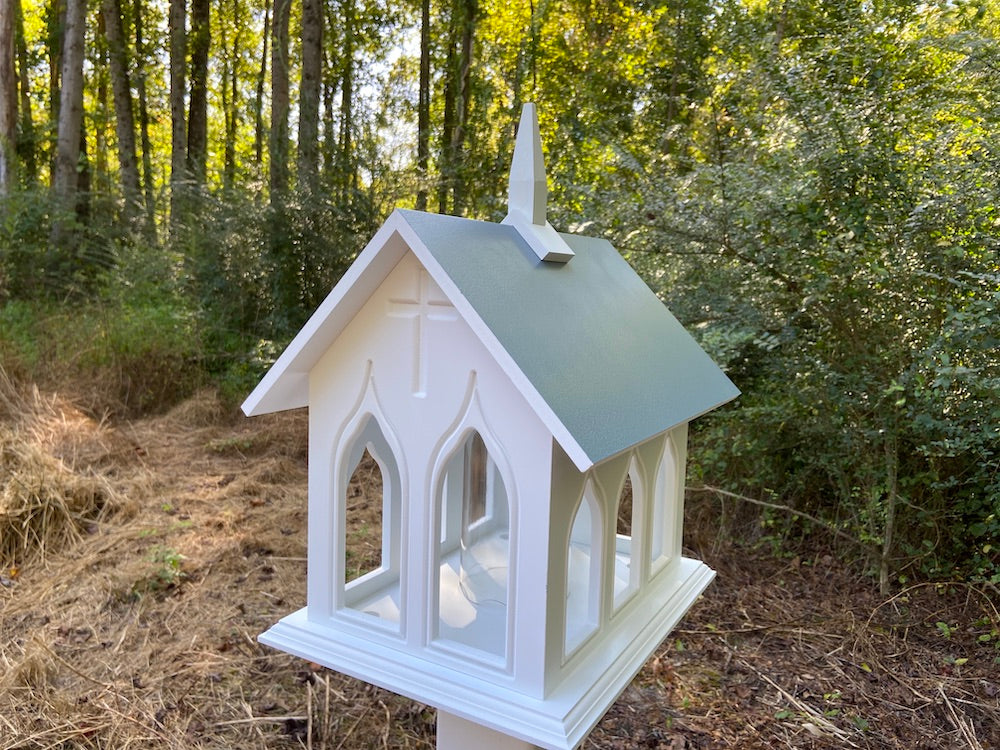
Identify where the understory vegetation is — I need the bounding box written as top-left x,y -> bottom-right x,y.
1,383 -> 997,748
1,0 -> 998,589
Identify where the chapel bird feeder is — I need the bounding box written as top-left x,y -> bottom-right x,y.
242,104 -> 739,749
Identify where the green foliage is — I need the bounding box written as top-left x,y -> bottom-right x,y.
169,187 -> 375,407
132,546 -> 187,597
171,186 -> 373,339
3,0 -> 996,586
0,184 -> 372,416
588,0 -> 1000,582
86,300 -> 205,415
0,188 -> 54,301
0,301 -> 43,374
262,189 -> 376,336
0,295 -> 205,416
936,621 -> 956,639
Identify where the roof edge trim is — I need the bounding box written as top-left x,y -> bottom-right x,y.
241,211 -> 412,416
395,212 -> 594,472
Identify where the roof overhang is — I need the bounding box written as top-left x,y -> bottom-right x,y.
241,210 -> 597,471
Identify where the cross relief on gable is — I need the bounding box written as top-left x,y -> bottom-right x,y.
387,266 -> 458,397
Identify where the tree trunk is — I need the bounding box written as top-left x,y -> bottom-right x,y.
879,435 -> 899,597
322,58 -> 335,182
337,0 -> 354,200
269,0 -> 290,200
297,0 -> 321,192
93,15 -> 109,196
220,0 -> 240,190
50,0 -> 85,247
186,0 -> 209,185
168,0 -> 186,222
253,0 -> 269,168
102,0 -> 142,220
450,0 -> 476,215
13,0 -> 34,182
437,7 -> 457,214
415,0 -> 429,211
46,0 -> 65,172
527,0 -> 536,97
72,117 -> 90,229
320,0 -> 338,184
133,0 -> 154,227
0,0 -> 17,194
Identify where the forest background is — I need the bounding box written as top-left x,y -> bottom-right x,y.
0,0 -> 997,591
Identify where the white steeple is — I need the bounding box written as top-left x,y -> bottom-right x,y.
507,103 -> 548,225
502,104 -> 575,263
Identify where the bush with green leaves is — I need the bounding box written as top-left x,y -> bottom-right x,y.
588,0 -> 1000,584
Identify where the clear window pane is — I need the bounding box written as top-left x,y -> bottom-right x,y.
342,418 -> 401,626
346,447 -> 383,583
437,431 -> 509,658
613,465 -> 640,610
566,486 -> 601,654
651,437 -> 677,574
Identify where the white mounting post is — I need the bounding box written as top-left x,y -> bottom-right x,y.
437,711 -> 542,750
501,103 -> 575,264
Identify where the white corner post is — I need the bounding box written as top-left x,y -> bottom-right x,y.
437,712 -> 542,750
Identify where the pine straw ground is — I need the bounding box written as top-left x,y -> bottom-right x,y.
1,383 -> 999,750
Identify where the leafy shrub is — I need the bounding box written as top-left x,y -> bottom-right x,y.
0,300 -> 203,417
588,2 -> 1000,583
0,188 -> 55,301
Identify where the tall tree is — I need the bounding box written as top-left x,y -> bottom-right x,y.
186,0 -> 209,184
74,110 -> 90,220
320,0 -> 339,183
93,12 -> 110,197
50,0 -> 85,246
168,0 -> 186,221
269,0 -> 290,199
450,0 -> 476,214
415,0 -> 430,210
132,0 -> 154,224
337,0 -> 355,199
253,0 -> 269,168
45,0 -> 65,172
13,0 -> 33,181
435,0 -> 477,214
437,2 -> 457,214
0,0 -> 16,193
219,0 -> 241,190
297,0 -> 322,191
101,0 -> 142,220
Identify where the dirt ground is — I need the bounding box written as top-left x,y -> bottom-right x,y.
1,387 -> 998,749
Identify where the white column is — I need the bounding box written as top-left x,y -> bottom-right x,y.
436,711 -> 541,750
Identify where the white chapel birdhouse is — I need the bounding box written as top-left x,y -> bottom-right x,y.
242,104 -> 739,750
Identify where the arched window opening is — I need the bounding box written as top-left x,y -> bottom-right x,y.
436,430 -> 509,659
565,484 -> 602,655
346,448 -> 384,582
617,474 -> 634,537
650,436 -> 678,576
341,417 -> 402,626
613,463 -> 641,610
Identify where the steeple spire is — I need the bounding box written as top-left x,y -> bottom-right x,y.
507,103 -> 547,226
502,104 -> 574,263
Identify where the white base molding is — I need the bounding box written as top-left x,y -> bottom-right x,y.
260,557 -> 714,750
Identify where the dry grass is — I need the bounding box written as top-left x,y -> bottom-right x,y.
587,551 -> 1000,750
0,369 -> 121,570
0,381 -> 432,750
1,378 -> 998,750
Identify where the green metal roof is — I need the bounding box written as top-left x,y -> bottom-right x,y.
397,210 -> 739,466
